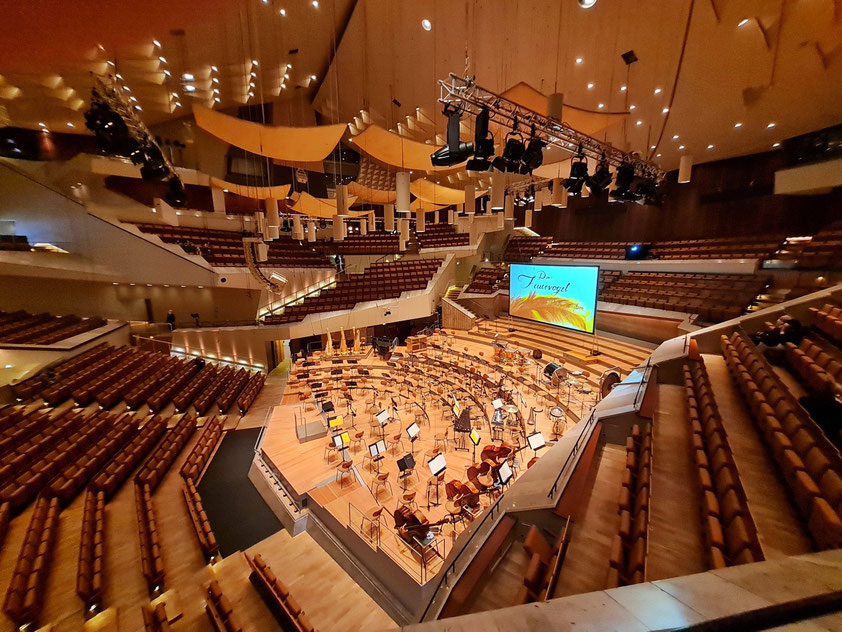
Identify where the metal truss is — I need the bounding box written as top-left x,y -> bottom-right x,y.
438,73 -> 665,181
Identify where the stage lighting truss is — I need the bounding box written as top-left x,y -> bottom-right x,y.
438,73 -> 665,187
90,75 -> 180,183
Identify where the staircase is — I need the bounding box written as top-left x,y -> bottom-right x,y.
445,285 -> 463,300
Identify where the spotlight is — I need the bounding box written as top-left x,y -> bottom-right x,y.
140,146 -> 169,181
466,107 -> 494,172
518,127 -> 546,174
578,0 -> 597,7
584,154 -> 613,194
610,161 -> 638,201
563,148 -> 588,195
492,118 -> 525,173
430,105 -> 473,167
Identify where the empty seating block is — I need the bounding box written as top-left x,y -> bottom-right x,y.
601,272 -> 767,322
608,423 -> 652,587
245,553 -> 317,632
503,235 -> 553,262
205,580 -> 245,632
183,478 -> 219,559
465,267 -> 508,294
135,415 -> 197,491
417,223 -> 470,249
141,602 -> 172,632
796,222 -> 842,269
136,483 -> 165,594
236,372 -> 265,414
265,258 -> 442,324
810,303 -> 842,346
2,495 -> 60,627
544,240 -> 632,260
0,309 -> 106,345
683,359 -> 763,568
76,489 -> 105,610
181,415 -> 225,481
720,331 -> 842,550
650,236 -> 785,261
785,338 -> 842,398
91,415 -> 168,499
317,232 -> 400,255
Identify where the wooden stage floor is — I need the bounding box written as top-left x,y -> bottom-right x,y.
259,328 -> 611,584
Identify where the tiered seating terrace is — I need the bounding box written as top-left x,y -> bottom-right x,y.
417,223 -> 470,249
0,310 -> 106,345
503,235 -> 552,262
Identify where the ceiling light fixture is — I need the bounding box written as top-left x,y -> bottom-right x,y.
280,8 -> 286,16
184,85 -> 196,92
679,145 -> 685,150
310,74 -> 317,80
738,18 -> 749,27
636,120 -> 643,126
252,60 -> 259,66
585,153 -> 613,195
597,103 -> 604,109
312,0 -> 318,7
587,82 -> 594,89
767,122 -> 776,129
734,122 -> 743,128
662,107 -> 669,114
707,144 -> 714,149
182,73 -> 194,81
673,135 -> 679,140
654,87 -> 662,95
153,39 -> 161,48
211,65 -> 218,72
564,147 -> 588,195
772,142 -> 780,148
421,18 -> 432,31
575,57 -> 584,64
620,85 -> 627,91
629,104 -> 636,110
578,0 -> 598,8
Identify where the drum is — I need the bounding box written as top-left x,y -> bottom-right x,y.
549,406 -> 565,420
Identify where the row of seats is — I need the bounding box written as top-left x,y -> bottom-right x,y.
91,415 -> 168,499
74,350 -> 154,407
0,502 -> 9,550
0,310 -> 106,345
48,414 -> 136,505
183,478 -> 219,560
0,234 -> 30,251
12,343 -> 114,401
181,415 -> 225,481
544,241 -> 634,260
784,337 -> 842,398
135,483 -> 165,594
317,232 -> 399,255
76,489 -> 105,611
810,303 -> 842,345
1,410 -> 109,510
147,360 -> 201,412
237,372 -> 265,415
417,223 -> 470,249
684,361 -> 763,567
121,356 -> 186,410
795,222 -> 842,269
2,495 -> 60,627
215,368 -> 252,412
205,580 -> 245,632
0,405 -> 53,461
265,258 -> 442,324
601,272 -> 767,322
194,367 -> 236,415
245,552 -> 316,632
651,236 -> 784,261
133,223 -> 332,268
721,332 -> 842,550
608,423 -> 651,586
135,415 -> 196,491
503,235 -> 553,262
465,267 -> 507,294
173,364 -> 218,412
41,347 -> 133,405
520,524 -> 568,602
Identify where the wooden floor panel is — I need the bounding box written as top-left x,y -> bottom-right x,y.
646,383 -> 707,580
702,354 -> 813,558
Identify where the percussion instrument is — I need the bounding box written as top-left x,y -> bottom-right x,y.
549,406 -> 565,420
503,404 -> 519,415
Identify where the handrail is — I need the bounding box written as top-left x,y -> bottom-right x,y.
418,493 -> 505,622
441,297 -> 476,321
546,411 -> 599,500
261,275 -> 338,318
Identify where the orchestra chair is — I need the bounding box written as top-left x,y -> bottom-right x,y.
361,506 -> 383,541
387,432 -> 405,455
335,461 -> 354,488
351,430 -> 365,452
324,441 -> 338,463
434,427 -> 450,452
415,410 -> 428,428
372,472 -> 393,501
400,491 -> 418,511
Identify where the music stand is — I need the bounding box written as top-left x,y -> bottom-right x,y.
406,422 -> 420,456
526,431 -> 546,459
498,461 -> 513,488
397,453 -> 416,491
367,440 -> 386,472
376,409 -> 390,440
492,398 -> 504,410
427,453 -> 447,507
469,428 -> 481,462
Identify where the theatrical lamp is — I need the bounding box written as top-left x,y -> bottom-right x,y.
563,150 -> 588,195
610,161 -> 638,201
518,126 -> 546,174
466,107 -> 495,172
636,177 -> 664,206
584,154 -> 613,195
430,105 -> 474,167
491,117 -> 526,173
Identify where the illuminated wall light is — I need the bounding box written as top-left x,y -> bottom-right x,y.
772,142 -> 780,148
153,39 -> 161,47
163,70 -> 171,77
586,82 -> 594,89
310,74 -> 317,80
212,77 -> 219,84
653,87 -> 662,95
284,73 -> 290,79
597,103 -> 604,109
184,85 -> 196,92
67,122 -> 74,128
738,18 -> 749,27
629,104 -> 636,110
280,8 -> 286,16
312,0 -> 318,6
673,134 -> 679,140
734,122 -> 743,128
182,73 -> 194,81
656,153 -> 662,157
707,144 -> 714,149
158,56 -> 167,63
650,145 -> 656,150
636,120 -> 643,126
575,57 -> 583,64
679,144 -> 685,150
211,65 -> 218,71
421,18 -> 431,31
620,85 -> 627,92
767,122 -> 776,129
662,107 -> 669,114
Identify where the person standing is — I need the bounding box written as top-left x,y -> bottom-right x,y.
166,309 -> 176,330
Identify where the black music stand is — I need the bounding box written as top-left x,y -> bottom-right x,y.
453,408 -> 471,452
469,428 -> 481,463
397,453 -> 416,491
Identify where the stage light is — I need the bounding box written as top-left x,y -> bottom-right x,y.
734,122 -> 743,128
578,0 -> 597,7
707,144 -> 714,149
610,161 -> 637,201
491,118 -> 525,173
466,107 -> 494,171
563,149 -> 588,195
767,122 -> 775,129
585,154 -> 612,195
430,105 -> 474,166
421,18 -> 432,31
519,132 -> 546,174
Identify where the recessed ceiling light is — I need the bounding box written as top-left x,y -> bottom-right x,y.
656,153 -> 662,157
738,18 -> 749,27
185,85 -> 196,92
620,85 -> 627,91
650,145 -> 656,149
211,65 -> 218,72
159,57 -> 167,63
182,73 -> 194,81
636,120 -> 643,126
707,144 -> 714,149
249,82 -> 255,88
67,122 -> 74,128
279,8 -> 286,16
579,0 -> 597,8
597,103 -> 604,109
310,74 -> 317,80
252,60 -> 259,66
214,97 -> 220,103
153,39 -> 161,48
679,145 -> 685,150
734,122 -> 743,128
653,87 -> 662,95
312,0 -> 318,6
575,57 -> 583,64
673,134 -> 679,140
587,82 -> 594,89
772,142 -> 780,148
421,18 -> 432,31
284,73 -> 290,79
662,107 -> 669,114
212,77 -> 219,83
767,122 -> 776,129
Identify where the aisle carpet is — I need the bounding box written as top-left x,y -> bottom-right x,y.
198,428 -> 283,556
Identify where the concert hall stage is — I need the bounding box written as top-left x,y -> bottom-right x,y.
257,328 -> 603,587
